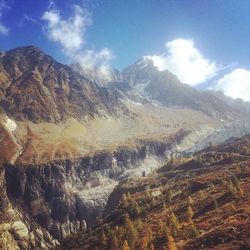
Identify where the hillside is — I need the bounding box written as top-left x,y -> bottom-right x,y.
0,46 -> 250,250
59,135 -> 250,250
0,46 -> 124,123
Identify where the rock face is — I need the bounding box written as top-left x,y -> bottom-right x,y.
0,165 -> 58,250
4,136 -> 185,241
0,46 -> 125,123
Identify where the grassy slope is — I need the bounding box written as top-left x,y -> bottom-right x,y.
59,135 -> 250,250
12,103 -> 218,165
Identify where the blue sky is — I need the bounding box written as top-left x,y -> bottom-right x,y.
0,0 -> 250,100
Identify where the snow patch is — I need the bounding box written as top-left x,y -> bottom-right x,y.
126,99 -> 143,106
4,116 -> 17,132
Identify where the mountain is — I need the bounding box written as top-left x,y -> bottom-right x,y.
0,46 -> 124,123
0,46 -> 250,249
122,58 -> 244,120
59,134 -> 250,250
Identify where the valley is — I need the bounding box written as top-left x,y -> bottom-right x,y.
0,46 -> 249,250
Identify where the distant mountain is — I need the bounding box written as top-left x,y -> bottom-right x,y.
122,58 -> 245,120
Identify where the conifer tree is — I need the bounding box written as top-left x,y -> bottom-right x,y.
100,230 -> 107,246
166,190 -> 173,203
122,240 -> 131,250
188,196 -> 194,205
141,236 -> 149,250
125,213 -> 138,248
187,205 -> 194,222
127,192 -> 132,201
239,187 -> 244,197
110,235 -> 119,250
166,233 -> 178,250
131,198 -> 141,216
169,210 -> 180,234
149,243 -> 155,250
214,199 -> 219,215
121,193 -> 128,206
190,221 -> 200,238
231,173 -> 240,189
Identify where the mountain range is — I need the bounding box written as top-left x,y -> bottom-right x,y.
0,46 -> 250,249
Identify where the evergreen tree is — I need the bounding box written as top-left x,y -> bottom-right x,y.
121,193 -> 128,206
239,187 -> 244,197
131,198 -> 141,216
188,196 -> 194,205
166,233 -> 178,250
166,190 -> 174,203
190,221 -> 200,238
231,173 -> 240,189
187,205 -> 194,222
168,209 -> 180,235
214,199 -> 219,215
149,243 -> 155,250
124,214 -> 138,248
100,230 -> 107,246
122,240 -> 131,250
110,235 -> 119,250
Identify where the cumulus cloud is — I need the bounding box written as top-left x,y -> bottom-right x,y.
75,48 -> 114,82
75,48 -> 113,69
42,2 -> 113,81
214,69 -> 250,102
42,5 -> 91,54
146,39 -> 219,86
0,0 -> 10,35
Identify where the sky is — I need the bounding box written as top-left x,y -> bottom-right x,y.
0,0 -> 250,101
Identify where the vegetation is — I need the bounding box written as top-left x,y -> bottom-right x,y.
59,135 -> 250,250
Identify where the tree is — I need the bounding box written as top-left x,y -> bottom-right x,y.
127,192 -> 132,201
188,196 -> 194,205
110,235 -> 119,250
231,173 -> 240,189
239,187 -> 244,197
124,214 -> 138,248
166,190 -> 174,203
187,205 -> 194,222
168,210 -> 180,235
131,198 -> 141,216
121,193 -> 128,206
190,221 -> 200,238
140,236 -> 149,250
149,243 -> 155,250
166,233 -> 177,250
122,240 -> 131,250
198,190 -> 205,201
100,230 -> 107,246
214,199 -> 219,215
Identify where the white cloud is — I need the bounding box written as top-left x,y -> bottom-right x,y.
42,3 -> 114,81
214,69 -> 250,102
75,48 -> 113,69
42,5 -> 91,54
75,48 -> 114,81
146,39 -> 218,86
0,0 -> 10,35
0,23 -> 7,34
